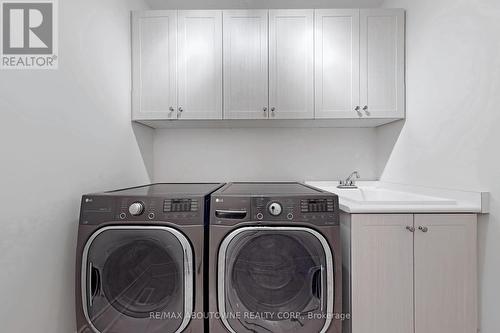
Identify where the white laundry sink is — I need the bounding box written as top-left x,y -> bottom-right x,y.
335,186 -> 457,205
305,181 -> 489,213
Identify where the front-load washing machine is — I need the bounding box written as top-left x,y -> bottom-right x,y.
208,182 -> 342,333
75,183 -> 223,333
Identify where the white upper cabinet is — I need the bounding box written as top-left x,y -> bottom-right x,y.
360,9 -> 405,118
131,8 -> 405,125
269,9 -> 314,119
132,11 -> 177,120
414,214 -> 477,333
315,9 -> 360,119
223,10 -> 269,119
177,10 -> 223,119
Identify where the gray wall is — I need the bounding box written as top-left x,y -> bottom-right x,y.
154,128 -> 378,182
379,0 -> 500,331
0,0 -> 152,331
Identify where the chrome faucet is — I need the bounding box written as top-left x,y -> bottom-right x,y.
338,171 -> 360,189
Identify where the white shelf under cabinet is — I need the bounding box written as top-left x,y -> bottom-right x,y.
135,118 -> 403,129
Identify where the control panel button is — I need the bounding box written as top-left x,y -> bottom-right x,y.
256,213 -> 264,220
129,202 -> 145,216
268,202 -> 282,216
287,213 -> 294,220
148,212 -> 155,220
119,212 -> 126,220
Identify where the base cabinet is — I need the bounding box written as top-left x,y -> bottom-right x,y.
346,213 -> 477,333
413,214 -> 477,333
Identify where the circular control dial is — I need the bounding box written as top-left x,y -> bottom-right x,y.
268,202 -> 283,216
128,202 -> 145,216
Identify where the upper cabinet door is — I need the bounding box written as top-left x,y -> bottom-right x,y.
315,9 -> 360,119
269,9 -> 314,119
360,9 -> 405,118
223,10 -> 269,120
177,10 -> 223,120
132,11 -> 177,120
414,214 -> 477,333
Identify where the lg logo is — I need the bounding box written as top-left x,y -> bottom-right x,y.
1,0 -> 58,69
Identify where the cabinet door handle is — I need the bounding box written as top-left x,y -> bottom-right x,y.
263,107 -> 267,112
406,226 -> 415,232
178,107 -> 183,113
271,107 -> 276,112
354,106 -> 362,117
418,226 -> 428,232
363,105 -> 370,116
169,106 -> 174,112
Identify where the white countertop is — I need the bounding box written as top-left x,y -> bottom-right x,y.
306,181 -> 489,214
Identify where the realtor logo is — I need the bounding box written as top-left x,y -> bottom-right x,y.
1,0 -> 58,69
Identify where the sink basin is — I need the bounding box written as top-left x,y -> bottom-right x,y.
305,180 -> 486,213
335,186 -> 457,205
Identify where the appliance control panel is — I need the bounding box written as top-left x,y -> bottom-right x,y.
79,195 -> 203,225
251,196 -> 338,225
118,197 -> 201,223
300,198 -> 335,213
163,198 -> 198,213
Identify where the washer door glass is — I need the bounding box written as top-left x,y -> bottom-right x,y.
219,227 -> 334,333
83,227 -> 192,333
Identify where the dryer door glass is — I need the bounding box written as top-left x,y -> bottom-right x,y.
82,227 -> 193,333
219,227 -> 334,333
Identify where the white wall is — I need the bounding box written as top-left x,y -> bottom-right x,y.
379,0 -> 500,331
0,0 -> 152,332
146,0 -> 384,10
154,128 -> 378,182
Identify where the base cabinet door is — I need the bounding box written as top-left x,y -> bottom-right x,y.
177,10 -> 223,119
351,214 -> 414,333
414,214 -> 477,333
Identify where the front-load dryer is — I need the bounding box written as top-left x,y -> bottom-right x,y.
208,182 -> 342,333
75,183 -> 223,333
